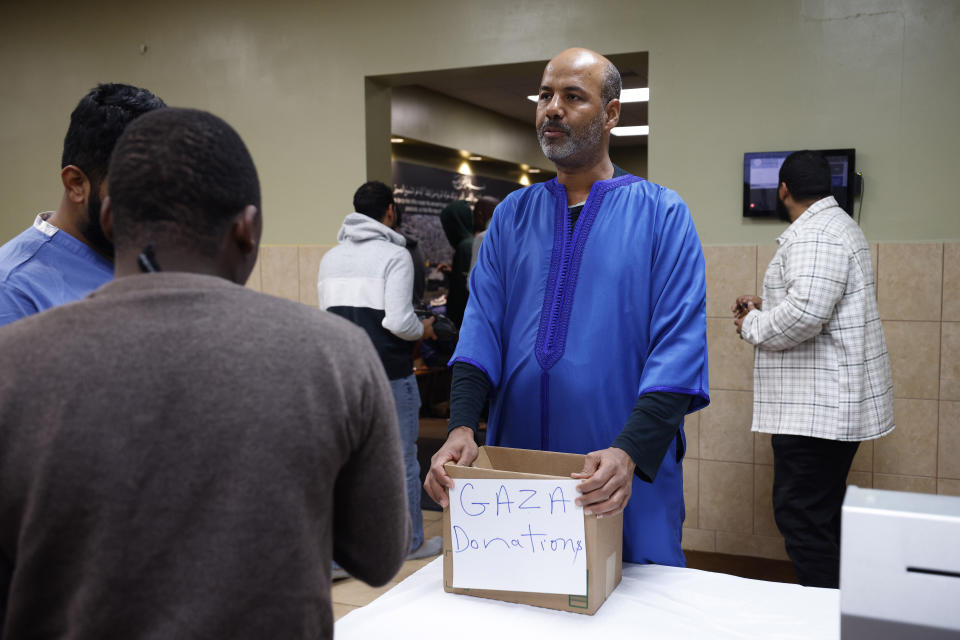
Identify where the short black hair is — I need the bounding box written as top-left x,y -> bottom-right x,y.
353,181 -> 394,221
601,60 -> 622,107
61,83 -> 165,186
108,108 -> 261,256
779,150 -> 832,202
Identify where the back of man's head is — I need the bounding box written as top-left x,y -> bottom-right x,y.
780,150 -> 832,203
61,83 -> 166,186
353,181 -> 394,222
108,108 -> 261,260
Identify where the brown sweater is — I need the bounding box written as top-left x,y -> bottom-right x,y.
0,273 -> 411,639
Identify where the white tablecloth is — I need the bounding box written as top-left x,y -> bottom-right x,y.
335,558 -> 839,639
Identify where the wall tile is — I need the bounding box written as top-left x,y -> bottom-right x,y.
699,460 -> 753,533
884,321 -> 941,400
699,390 -> 754,463
683,459 -> 699,528
874,398 -> 938,476
684,410 -> 700,459
754,464 -> 778,537
873,474 -> 937,494
939,401 -> 960,479
877,243 -> 942,321
938,478 -> 960,497
754,432 -> 773,465
707,317 -> 754,392
847,470 -> 872,488
943,243 -> 960,321
716,532 -> 789,561
245,253 -> 262,292
681,528 -> 716,553
298,245 -> 333,308
259,245 -> 300,302
704,245 -> 756,317
756,244 -> 777,297
850,439 -> 873,473
940,323 -> 960,401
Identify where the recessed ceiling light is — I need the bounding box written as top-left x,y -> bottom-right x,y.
390,137 -> 405,143
610,125 -> 649,137
527,87 -> 648,103
528,168 -> 542,173
469,156 -> 483,161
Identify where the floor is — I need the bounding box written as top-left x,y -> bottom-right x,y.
331,509 -> 797,622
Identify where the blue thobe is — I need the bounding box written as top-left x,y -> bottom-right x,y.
451,174 -> 709,566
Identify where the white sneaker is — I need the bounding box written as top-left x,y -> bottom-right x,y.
407,536 -> 443,560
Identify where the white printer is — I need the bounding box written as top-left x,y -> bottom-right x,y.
841,486 -> 960,638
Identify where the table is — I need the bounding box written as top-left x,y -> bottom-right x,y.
335,557 -> 839,639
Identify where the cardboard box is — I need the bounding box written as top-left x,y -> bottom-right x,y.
442,446 -> 623,615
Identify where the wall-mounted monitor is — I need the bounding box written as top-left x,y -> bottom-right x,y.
743,148 -> 856,217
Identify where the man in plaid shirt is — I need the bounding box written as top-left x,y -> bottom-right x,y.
733,150 -> 894,588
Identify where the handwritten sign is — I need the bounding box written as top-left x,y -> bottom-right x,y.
449,478 -> 587,595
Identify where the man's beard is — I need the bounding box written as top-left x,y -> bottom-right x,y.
81,185 -> 114,259
775,195 -> 791,223
538,111 -> 605,166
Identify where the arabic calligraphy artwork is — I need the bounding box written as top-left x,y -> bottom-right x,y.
392,161 -> 522,266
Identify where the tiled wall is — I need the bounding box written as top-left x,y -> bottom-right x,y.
685,242 -> 960,561
244,245 -> 333,307
253,241 -> 960,561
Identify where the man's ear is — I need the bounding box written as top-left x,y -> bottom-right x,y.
60,165 -> 91,204
232,205 -> 261,255
383,203 -> 396,228
101,196 -> 114,244
604,98 -> 621,132
778,182 -> 791,203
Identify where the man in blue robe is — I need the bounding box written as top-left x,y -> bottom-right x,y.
424,48 -> 709,566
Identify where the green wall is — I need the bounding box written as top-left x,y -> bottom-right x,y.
2,0 -> 957,246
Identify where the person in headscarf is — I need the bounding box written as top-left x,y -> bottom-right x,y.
439,199 -> 473,327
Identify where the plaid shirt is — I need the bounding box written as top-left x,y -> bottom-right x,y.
741,196 -> 894,441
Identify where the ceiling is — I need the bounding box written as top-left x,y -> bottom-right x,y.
377,51 -> 649,150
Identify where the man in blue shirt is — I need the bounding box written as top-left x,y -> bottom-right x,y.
424,48 -> 709,566
0,83 -> 165,326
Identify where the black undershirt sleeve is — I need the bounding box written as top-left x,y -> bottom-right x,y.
612,392 -> 692,483
448,362 -> 491,434
451,363 -> 693,484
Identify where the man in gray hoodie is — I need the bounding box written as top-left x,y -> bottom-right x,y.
318,181 -> 440,563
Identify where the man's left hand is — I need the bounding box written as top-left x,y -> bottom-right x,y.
570,447 -> 635,517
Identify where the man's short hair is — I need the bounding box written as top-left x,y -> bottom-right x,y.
108,108 -> 261,256
61,83 -> 166,186
601,60 -> 622,107
780,150 -> 832,202
353,181 -> 394,221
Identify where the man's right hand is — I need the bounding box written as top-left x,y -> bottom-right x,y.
424,426 -> 478,507
421,316 -> 437,340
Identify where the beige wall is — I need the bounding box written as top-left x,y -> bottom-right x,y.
2,1 -> 958,247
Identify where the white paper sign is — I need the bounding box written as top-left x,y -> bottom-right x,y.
449,478 -> 587,595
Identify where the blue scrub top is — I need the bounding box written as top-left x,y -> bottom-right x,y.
0,216 -> 113,327
452,174 -> 709,565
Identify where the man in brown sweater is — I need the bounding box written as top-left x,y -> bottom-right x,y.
0,108 -> 410,638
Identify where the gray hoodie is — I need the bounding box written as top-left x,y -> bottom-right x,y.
317,213 -> 423,379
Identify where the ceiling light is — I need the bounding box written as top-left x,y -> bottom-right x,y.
519,174 -> 531,186
619,88 -> 649,103
528,168 -> 542,174
457,161 -> 473,176
390,137 -> 405,143
610,126 -> 649,137
469,156 -> 483,161
527,87 -> 648,103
